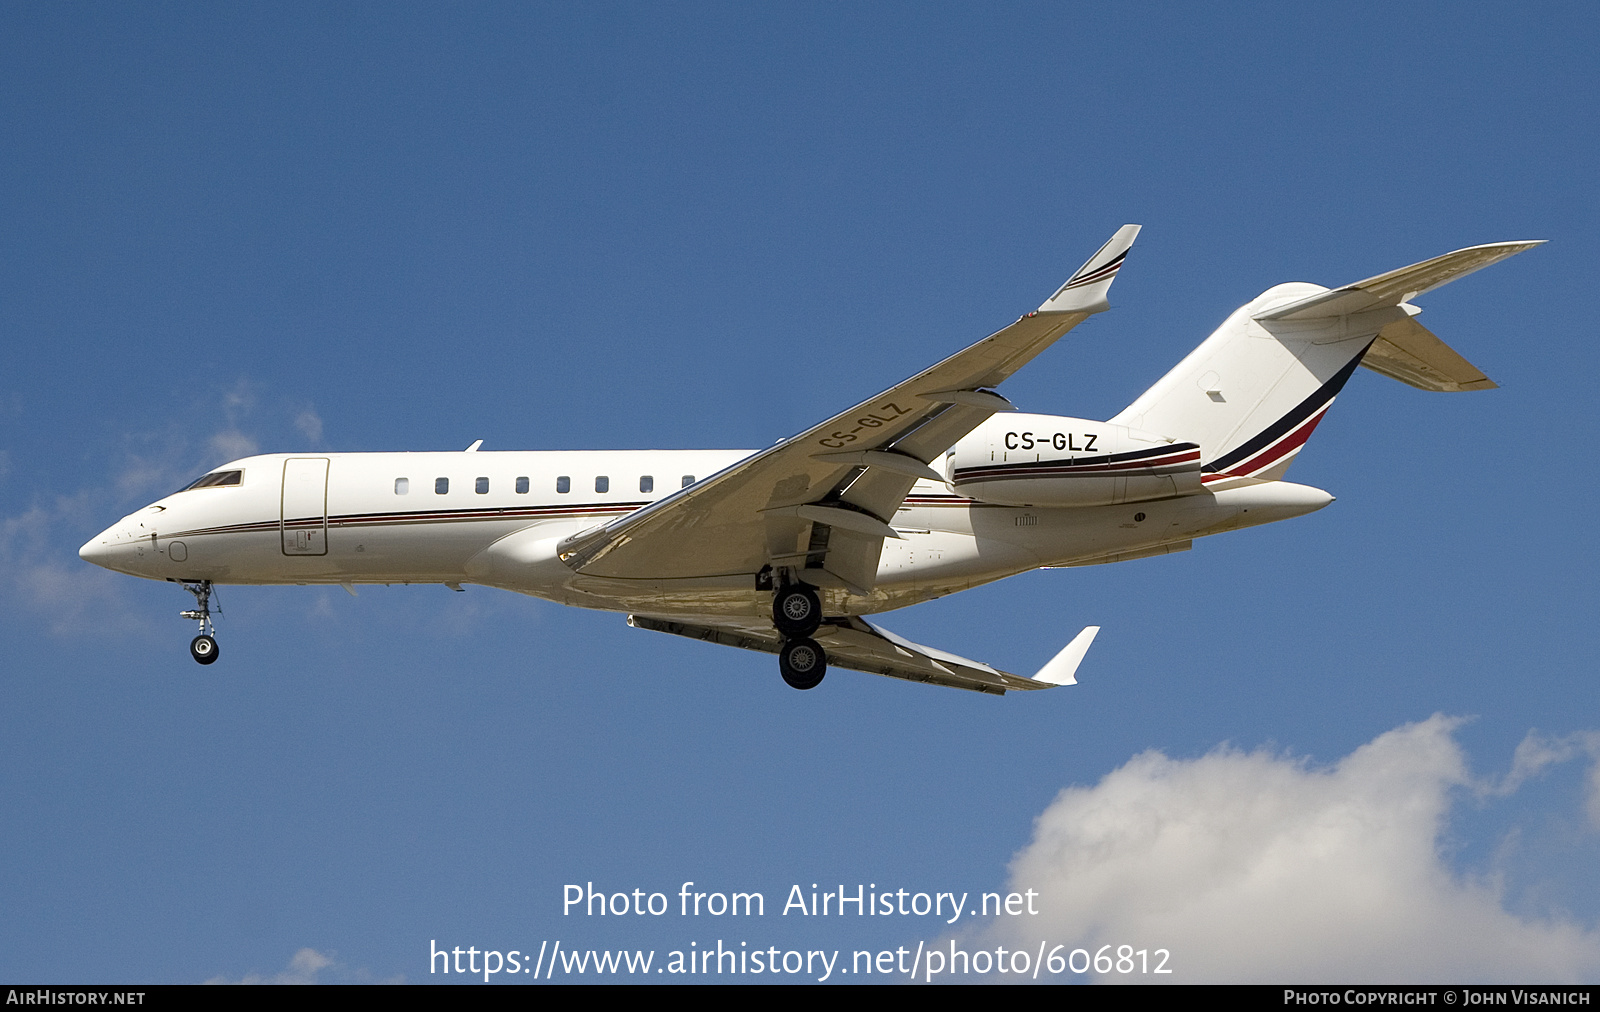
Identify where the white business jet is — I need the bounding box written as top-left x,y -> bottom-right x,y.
80,227 -> 1540,693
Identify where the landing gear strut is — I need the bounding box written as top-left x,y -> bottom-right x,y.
180,580 -> 220,665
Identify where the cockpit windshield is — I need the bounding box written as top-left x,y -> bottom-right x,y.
179,469 -> 243,492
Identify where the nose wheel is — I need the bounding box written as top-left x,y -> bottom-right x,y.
179,580 -> 221,665
190,634 -> 220,665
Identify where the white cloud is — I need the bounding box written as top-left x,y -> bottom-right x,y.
1495,731 -> 1600,831
220,378 -> 258,424
204,947 -> 401,985
0,494 -> 131,634
206,947 -> 331,985
113,427 -> 193,500
1591,765 -> 1600,833
958,716 -> 1600,983
293,407 -> 323,444
207,428 -> 259,462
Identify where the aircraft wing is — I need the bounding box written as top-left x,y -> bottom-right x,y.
628,614 -> 1100,695
559,225 -> 1141,594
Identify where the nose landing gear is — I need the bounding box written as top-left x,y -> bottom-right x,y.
179,580 -> 220,665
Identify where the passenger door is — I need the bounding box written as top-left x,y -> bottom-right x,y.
281,458 -> 329,556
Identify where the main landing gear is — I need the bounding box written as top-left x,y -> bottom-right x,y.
179,580 -> 220,665
772,582 -> 827,690
779,637 -> 826,690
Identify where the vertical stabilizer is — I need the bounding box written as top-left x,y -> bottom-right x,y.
1110,290 -> 1387,482
1110,241 -> 1539,482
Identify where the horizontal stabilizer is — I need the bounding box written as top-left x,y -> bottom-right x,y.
1255,240 -> 1544,321
1360,315 -> 1497,392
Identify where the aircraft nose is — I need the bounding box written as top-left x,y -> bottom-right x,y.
79,530 -> 116,568
80,518 -> 146,572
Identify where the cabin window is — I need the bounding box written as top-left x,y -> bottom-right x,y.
639,475 -> 654,493
595,476 -> 609,493
475,477 -> 489,494
556,476 -> 570,494
515,476 -> 529,494
681,475 -> 695,487
394,477 -> 409,495
435,477 -> 449,494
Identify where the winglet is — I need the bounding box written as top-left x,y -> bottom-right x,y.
1037,225 -> 1141,315
1031,625 -> 1100,686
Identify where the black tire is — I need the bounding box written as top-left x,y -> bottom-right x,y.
779,637 -> 826,690
190,634 -> 220,665
772,583 -> 822,638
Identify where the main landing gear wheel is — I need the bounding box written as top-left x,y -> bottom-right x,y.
190,634 -> 220,665
772,583 -> 822,639
779,637 -> 827,690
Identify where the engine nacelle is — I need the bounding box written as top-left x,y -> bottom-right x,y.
948,413 -> 1202,507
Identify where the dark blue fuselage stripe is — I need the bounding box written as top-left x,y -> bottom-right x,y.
1203,348 -> 1370,474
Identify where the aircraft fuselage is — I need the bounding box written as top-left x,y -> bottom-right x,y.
81,449 -> 1330,620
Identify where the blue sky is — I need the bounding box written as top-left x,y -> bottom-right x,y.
3,2 -> 1598,984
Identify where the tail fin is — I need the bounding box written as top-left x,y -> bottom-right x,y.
1111,240 -> 1542,482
